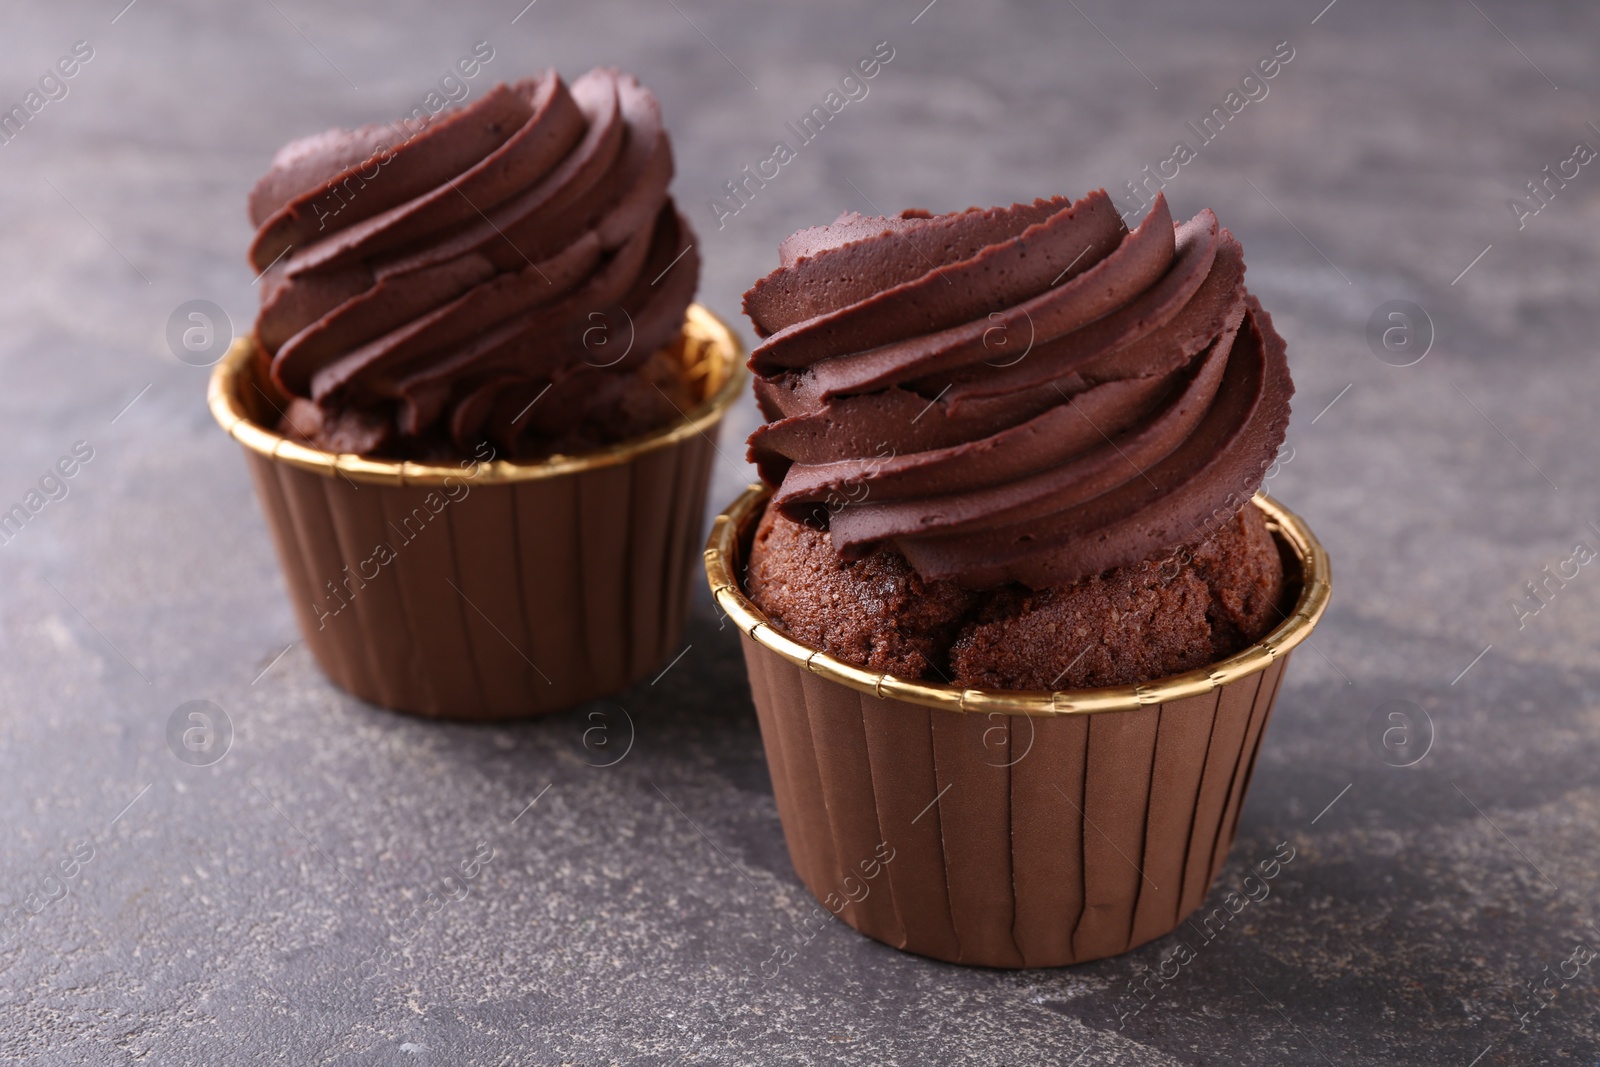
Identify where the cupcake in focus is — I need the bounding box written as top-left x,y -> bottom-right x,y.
213,68 -> 742,720
706,190 -> 1329,967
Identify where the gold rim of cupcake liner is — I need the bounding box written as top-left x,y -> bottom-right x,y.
706,485 -> 1332,716
208,303 -> 745,486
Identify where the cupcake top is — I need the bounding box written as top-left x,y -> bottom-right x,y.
743,190 -> 1293,589
247,68 -> 698,459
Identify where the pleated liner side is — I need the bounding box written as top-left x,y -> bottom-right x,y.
241,427 -> 719,720
736,630 -> 1298,969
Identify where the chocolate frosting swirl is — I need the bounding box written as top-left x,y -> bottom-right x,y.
742,191 -> 1293,590
247,68 -> 698,458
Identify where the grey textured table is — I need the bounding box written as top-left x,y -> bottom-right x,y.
2,1 -> 1598,1063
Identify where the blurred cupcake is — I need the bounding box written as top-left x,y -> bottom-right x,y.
212,69 -> 742,720
706,190 -> 1330,966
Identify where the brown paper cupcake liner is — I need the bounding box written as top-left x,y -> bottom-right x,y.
211,304 -> 743,721
706,485 -> 1330,968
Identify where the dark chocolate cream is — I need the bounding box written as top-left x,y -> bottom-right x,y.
743,191 -> 1293,589
247,69 -> 698,458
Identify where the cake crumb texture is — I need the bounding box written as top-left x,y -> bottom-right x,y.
745,502 -> 1284,691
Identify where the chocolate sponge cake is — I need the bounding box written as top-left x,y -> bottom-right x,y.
748,501 -> 1282,690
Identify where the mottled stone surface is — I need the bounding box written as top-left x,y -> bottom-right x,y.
1,1 -> 1598,1064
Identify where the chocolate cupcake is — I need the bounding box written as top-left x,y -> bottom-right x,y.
706,190 -> 1330,966
213,69 -> 743,720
